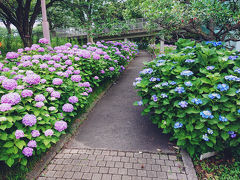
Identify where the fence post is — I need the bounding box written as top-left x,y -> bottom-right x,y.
160,36 -> 165,53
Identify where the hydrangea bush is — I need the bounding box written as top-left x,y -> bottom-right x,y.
134,39 -> 240,156
0,39 -> 138,168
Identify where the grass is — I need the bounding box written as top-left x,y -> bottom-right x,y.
193,148 -> 240,180
0,77 -> 117,180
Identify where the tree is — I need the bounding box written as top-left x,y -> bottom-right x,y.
140,0 -> 240,43
0,12 -> 12,35
0,0 -> 59,47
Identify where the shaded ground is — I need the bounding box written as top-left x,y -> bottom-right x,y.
66,51 -> 173,153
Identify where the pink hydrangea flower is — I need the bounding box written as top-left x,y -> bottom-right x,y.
109,67 -> 115,71
49,106 -> 56,111
6,52 -> 19,59
24,74 -> 41,85
15,130 -> 24,139
39,38 -> 49,44
68,96 -> 78,104
27,140 -> 37,148
35,102 -> 44,108
2,79 -> 18,90
40,79 -> 46,83
44,129 -> 54,136
16,85 -> 25,90
22,114 -> 37,127
52,78 -> 63,85
100,70 -> 105,74
82,92 -> 88,96
54,121 -> 67,132
0,76 -> 7,82
1,92 -> 21,105
46,87 -> 54,92
65,60 -> 72,65
51,91 -> 61,98
34,94 -> 45,102
71,75 -> 82,82
62,103 -> 74,112
73,70 -> 80,74
21,90 -> 33,97
94,76 -> 99,80
22,147 -> 33,157
31,130 -> 40,137
0,103 -> 12,112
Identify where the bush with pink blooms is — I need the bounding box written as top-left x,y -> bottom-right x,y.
0,39 -> 138,168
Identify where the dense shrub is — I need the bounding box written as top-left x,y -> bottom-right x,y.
134,39 -> 240,156
0,39 -> 138,168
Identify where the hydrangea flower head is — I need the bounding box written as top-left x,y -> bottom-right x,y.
178,101 -> 188,108
35,102 -> 44,108
174,87 -> 185,94
15,130 -> 24,139
191,98 -> 202,105
185,59 -> 195,63
207,128 -> 213,134
169,81 -> 176,85
0,103 -> 12,112
22,114 -> 37,126
200,110 -> 214,119
1,92 -> 21,105
140,68 -> 153,74
225,75 -> 238,81
71,75 -> 82,82
202,134 -> 209,141
184,81 -> 192,87
22,147 -> 33,157
174,122 -> 183,129
208,93 -> 221,99
219,115 -> 228,122
55,121 -> 67,132
62,103 -> 74,112
27,140 -> 37,148
137,100 -> 143,106
51,91 -> 61,98
39,38 -> 49,44
217,84 -> 229,91
68,96 -> 78,104
161,82 -> 169,86
31,130 -> 40,137
35,94 -> 45,102
109,67 -> 115,71
24,74 -> 41,85
152,95 -> 158,102
180,70 -> 193,76
2,79 -> 18,90
44,129 -> 54,136
52,78 -> 63,85
21,90 -> 33,98
161,93 -> 168,98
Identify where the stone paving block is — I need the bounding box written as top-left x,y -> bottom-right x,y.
86,149 -> 94,155
146,158 -> 155,164
110,151 -> 118,156
167,172 -> 178,179
124,162 -> 133,168
143,164 -> 151,171
79,159 -> 89,165
109,167 -> 118,174
161,165 -> 171,172
171,166 -> 181,173
64,165 -> 74,171
104,155 -> 113,161
147,170 -> 157,178
72,172 -> 83,179
46,164 -> 55,171
82,172 -> 92,179
142,153 -> 151,158
93,150 -> 102,155
99,167 -> 109,173
92,173 -> 102,180
130,157 -> 138,163
81,166 -> 91,172
97,160 -> 106,167
45,178 -> 56,180
138,158 -> 147,164
106,161 -> 115,167
137,170 -> 147,177
118,168 -> 128,175
169,155 -> 177,161
90,166 -> 100,173
70,149 -> 79,154
78,149 -> 87,154
96,155 -> 105,160
160,154 -> 168,160
71,159 -> 81,165
71,154 -> 80,159
55,153 -> 64,159
174,161 -> 184,167
102,174 -> 112,180
142,177 -> 152,180
121,157 -> 130,163
62,159 -> 73,165
133,163 -> 143,169
156,159 -> 165,165
72,165 -> 82,172
115,161 -> 124,168
54,171 -> 64,178
156,171 -> 167,179
54,164 -> 64,171
79,154 -> 88,159
89,160 -> 98,166
126,152 -> 134,157
53,159 -> 64,165
151,154 -> 159,159
134,153 -> 143,158
63,171 -> 74,179
37,177 -> 46,180
63,153 -> 72,159
88,154 -> 97,160
112,156 -> 121,162
122,175 -> 132,180
112,174 -> 122,180
177,173 -> 188,180
165,160 -> 174,166
62,149 -> 71,154
127,168 -> 137,176
151,164 -> 161,171
102,150 -> 110,156
132,177 -> 142,180
44,170 -> 56,177
118,151 -> 126,157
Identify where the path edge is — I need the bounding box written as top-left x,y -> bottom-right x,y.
26,53 -> 140,180
180,149 -> 198,180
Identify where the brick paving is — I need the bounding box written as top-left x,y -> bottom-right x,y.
38,149 -> 188,180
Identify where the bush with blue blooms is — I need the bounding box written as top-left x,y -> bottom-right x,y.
134,38 -> 240,156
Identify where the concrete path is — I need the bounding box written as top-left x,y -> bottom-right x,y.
37,51 -> 197,180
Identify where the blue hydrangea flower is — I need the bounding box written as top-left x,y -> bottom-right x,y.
158,54 -> 165,57
161,93 -> 168,98
225,75 -> 238,81
184,81 -> 192,87
228,131 -> 234,135
206,66 -> 215,70
238,109 -> 240,114
161,82 -> 169,86
180,70 -> 193,76
228,131 -> 236,138
179,101 -> 188,108
174,122 -> 183,129
236,89 -> 240,94
152,95 -> 158,102
172,61 -> 177,64
228,56 -> 239,60
137,100 -> 143,106
175,87 -> 185,94
149,77 -> 157,82
156,63 -> 165,67
169,81 -> 177,85
133,77 -> 142,86
140,68 -> 153,74
219,115 -> 228,122
234,68 -> 240,74
184,46 -> 192,49
157,60 -> 166,63
231,134 -> 237,138
208,93 -> 221,99
202,134 -> 209,141
185,59 -> 195,63
188,53 -> 195,56
154,84 -> 161,88
200,110 -> 214,119
207,128 -> 213,134
217,84 -> 229,91
206,41 -> 222,47
191,98 -> 202,105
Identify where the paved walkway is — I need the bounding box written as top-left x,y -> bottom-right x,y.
37,51 -> 196,180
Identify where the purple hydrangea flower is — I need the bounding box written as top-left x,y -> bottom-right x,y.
74,70 -> 80,74
49,106 -> 56,111
71,75 -> 82,82
1,92 -> 21,105
174,87 -> 185,94
44,129 -> 54,136
22,147 -> 33,157
35,102 -> 44,108
31,130 -> 40,137
35,94 -> 45,102
39,38 -> 49,44
22,114 -> 37,126
52,78 -> 63,85
82,92 -> 88,96
15,130 -> 24,139
0,103 -> 12,112
24,74 -> 41,85
68,96 -> 78,104
179,101 -> 188,108
46,87 -> 54,93
54,121 -> 68,132
109,67 -> 115,71
21,90 -> 33,98
51,91 -> 61,98
152,95 -> 158,102
100,70 -> 105,74
27,140 -> 37,148
206,66 -> 215,70
94,76 -> 99,80
62,103 -> 74,112
2,79 -> 18,90
40,79 -> 46,83
65,60 -> 72,65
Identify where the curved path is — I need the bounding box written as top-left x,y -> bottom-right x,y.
37,51 -> 197,180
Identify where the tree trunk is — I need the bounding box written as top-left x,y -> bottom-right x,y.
18,28 -> 33,47
2,20 -> 12,35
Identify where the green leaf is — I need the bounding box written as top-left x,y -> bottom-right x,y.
6,158 -> 14,167
21,158 -> 27,166
16,140 -> 26,150
195,122 -> 204,129
3,141 -> 14,148
221,132 -> 229,141
226,88 -> 236,96
206,141 -> 213,147
34,110 -> 40,116
217,123 -> 225,129
226,114 -> 236,121
186,108 -> 200,114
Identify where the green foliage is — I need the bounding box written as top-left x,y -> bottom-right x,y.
134,38 -> 240,156
0,40 -> 138,170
